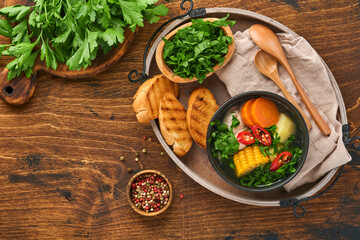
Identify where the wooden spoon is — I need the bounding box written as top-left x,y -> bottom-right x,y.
250,24 -> 331,136
156,18 -> 235,83
254,49 -> 312,130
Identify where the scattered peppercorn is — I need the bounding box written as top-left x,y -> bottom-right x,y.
142,136 -> 147,140
180,194 -> 184,199
127,168 -> 132,173
161,152 -> 165,156
120,156 -> 125,161
135,152 -> 139,157
135,158 -> 139,162
130,173 -> 170,213
142,148 -> 147,154
148,138 -> 152,142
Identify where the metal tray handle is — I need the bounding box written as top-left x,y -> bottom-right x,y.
281,124 -> 359,217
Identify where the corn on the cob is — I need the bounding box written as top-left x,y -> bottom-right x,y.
233,145 -> 270,177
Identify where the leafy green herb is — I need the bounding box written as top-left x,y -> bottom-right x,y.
0,0 -> 169,80
3,42 -> 38,79
0,5 -> 31,22
209,117 -> 240,169
281,135 -> 297,152
240,135 -> 302,187
0,19 -> 13,37
0,44 -> 12,58
162,15 -> 235,83
252,125 -> 281,157
231,115 -> 240,129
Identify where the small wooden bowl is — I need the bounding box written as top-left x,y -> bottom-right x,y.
126,170 -> 173,217
156,18 -> 235,83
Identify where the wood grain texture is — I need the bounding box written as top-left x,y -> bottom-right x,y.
0,0 -> 359,239
0,69 -> 36,105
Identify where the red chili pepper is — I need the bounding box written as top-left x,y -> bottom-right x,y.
270,151 -> 292,171
250,126 -> 272,146
236,131 -> 255,145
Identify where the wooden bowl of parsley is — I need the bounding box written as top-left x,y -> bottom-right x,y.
156,16 -> 235,84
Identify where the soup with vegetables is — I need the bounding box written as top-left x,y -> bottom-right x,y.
209,97 -> 303,187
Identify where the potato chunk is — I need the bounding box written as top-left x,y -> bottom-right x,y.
276,114 -> 295,142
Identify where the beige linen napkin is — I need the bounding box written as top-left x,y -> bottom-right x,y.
216,30 -> 351,192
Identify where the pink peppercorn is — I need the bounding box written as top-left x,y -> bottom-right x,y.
130,173 -> 170,213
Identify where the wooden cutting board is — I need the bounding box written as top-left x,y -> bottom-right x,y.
0,0 -> 138,105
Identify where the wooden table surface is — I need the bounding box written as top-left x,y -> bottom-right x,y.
0,0 -> 359,239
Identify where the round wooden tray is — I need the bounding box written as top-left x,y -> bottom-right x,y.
146,8 -> 347,206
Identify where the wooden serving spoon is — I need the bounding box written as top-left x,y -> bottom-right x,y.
0,22 -> 138,105
249,24 -> 331,136
155,18 -> 235,83
254,49 -> 312,130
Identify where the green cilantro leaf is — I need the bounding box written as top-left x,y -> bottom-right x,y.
52,29 -> 72,44
103,28 -> 122,46
75,4 -> 89,20
12,20 -> 30,44
143,4 -> 168,24
0,44 -> 12,58
41,40 -> 58,70
2,42 -> 34,57
135,0 -> 158,9
0,19 -> 13,37
209,117 -> 240,167
66,38 -> 90,70
87,30 -> 99,53
116,0 -> 144,27
0,5 -> 32,22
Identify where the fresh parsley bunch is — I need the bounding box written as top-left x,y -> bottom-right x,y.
162,15 -> 235,83
209,116 -> 240,169
0,0 -> 169,80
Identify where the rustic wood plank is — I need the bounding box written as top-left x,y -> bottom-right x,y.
0,0 -> 359,239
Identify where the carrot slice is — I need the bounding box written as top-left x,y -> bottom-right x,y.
240,99 -> 256,127
250,97 -> 279,128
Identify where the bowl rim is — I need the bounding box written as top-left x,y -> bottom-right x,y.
126,169 -> 173,216
206,91 -> 310,192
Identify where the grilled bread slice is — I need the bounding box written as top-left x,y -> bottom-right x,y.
159,92 -> 193,157
133,74 -> 179,123
186,87 -> 219,148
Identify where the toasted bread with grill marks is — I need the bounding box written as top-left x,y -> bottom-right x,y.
186,87 -> 219,148
133,74 -> 179,123
159,92 -> 193,157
